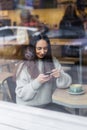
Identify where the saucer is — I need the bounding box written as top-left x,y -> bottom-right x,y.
67,89 -> 85,95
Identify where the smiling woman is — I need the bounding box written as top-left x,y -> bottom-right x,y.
35,39 -> 48,58
15,34 -> 72,113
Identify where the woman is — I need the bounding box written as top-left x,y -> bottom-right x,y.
59,4 -> 85,38
15,34 -> 72,112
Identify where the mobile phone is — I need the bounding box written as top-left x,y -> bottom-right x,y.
45,71 -> 52,75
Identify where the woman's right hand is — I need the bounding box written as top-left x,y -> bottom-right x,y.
36,74 -> 51,84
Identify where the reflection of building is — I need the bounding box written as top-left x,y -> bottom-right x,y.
40,0 -> 57,8
33,0 -> 41,9
76,0 -> 87,11
0,0 -> 13,10
25,0 -> 33,8
33,0 -> 57,9
19,0 -> 25,5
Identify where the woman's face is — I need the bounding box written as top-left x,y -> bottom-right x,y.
36,39 -> 48,59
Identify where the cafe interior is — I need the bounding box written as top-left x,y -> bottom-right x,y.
0,0 -> 87,118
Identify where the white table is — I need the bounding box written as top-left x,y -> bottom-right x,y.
0,101 -> 87,130
52,85 -> 87,115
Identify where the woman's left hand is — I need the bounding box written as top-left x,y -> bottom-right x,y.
50,68 -> 61,78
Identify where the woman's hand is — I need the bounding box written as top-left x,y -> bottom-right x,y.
36,74 -> 52,84
50,68 -> 61,78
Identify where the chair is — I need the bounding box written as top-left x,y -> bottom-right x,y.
0,60 -> 21,103
0,72 -> 13,88
2,76 -> 16,103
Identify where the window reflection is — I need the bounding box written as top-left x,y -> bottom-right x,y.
0,0 -> 87,117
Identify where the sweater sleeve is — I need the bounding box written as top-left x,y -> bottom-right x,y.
53,57 -> 72,88
15,65 -> 42,101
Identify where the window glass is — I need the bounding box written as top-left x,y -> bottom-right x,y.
0,0 -> 87,117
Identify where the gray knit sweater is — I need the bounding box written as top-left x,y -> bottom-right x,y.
15,57 -> 72,106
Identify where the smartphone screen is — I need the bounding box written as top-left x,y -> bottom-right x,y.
45,71 -> 52,75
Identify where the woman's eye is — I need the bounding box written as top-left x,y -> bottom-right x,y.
36,47 -> 48,50
44,47 -> 48,50
36,47 -> 41,50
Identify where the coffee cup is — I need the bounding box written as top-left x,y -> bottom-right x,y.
70,84 -> 83,93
